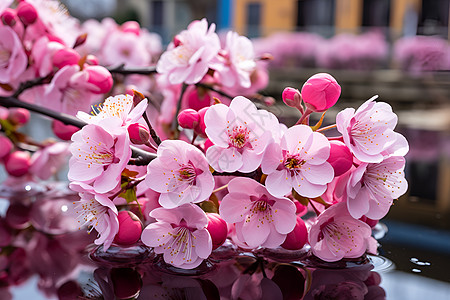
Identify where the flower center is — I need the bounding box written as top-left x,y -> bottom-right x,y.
75,198 -> 106,230
178,163 -> 197,183
284,155 -> 305,170
228,126 -> 250,149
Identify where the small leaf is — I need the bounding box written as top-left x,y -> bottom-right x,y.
199,200 -> 218,213
122,168 -> 139,178
119,187 -> 137,204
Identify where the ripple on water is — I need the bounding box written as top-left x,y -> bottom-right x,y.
368,254 -> 395,272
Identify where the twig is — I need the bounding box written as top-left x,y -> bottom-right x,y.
12,74 -> 53,98
107,64 -> 158,75
0,95 -> 157,164
196,82 -> 233,100
171,83 -> 188,136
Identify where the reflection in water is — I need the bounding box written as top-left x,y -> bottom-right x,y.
0,183 -> 388,299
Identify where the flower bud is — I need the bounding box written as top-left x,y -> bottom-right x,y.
8,108 -> 30,125
327,140 -> 353,177
187,87 -> 211,111
127,123 -> 150,145
121,21 -> 140,35
359,216 -> 378,228
194,107 -> 208,137
0,135 -> 13,159
110,268 -> 142,300
4,151 -> 30,177
1,8 -> 17,26
73,33 -> 87,48
282,87 -> 302,108
281,215 -> 307,250
17,2 -> 38,25
52,120 -> 79,141
206,213 -> 228,250
84,65 -> 113,94
301,73 -> 341,112
5,203 -> 30,229
177,109 -> 199,129
114,211 -> 142,246
85,54 -> 99,65
173,35 -> 182,47
52,48 -> 80,69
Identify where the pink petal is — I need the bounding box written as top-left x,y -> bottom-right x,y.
192,228 -> 212,258
271,199 -> 297,234
219,194 -> 252,223
141,223 -> 174,247
292,174 -> 327,198
265,169 -> 293,197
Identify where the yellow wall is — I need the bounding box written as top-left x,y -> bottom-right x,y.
335,0 -> 362,33
390,0 -> 422,37
234,0 -> 297,36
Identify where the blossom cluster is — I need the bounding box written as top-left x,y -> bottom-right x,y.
0,2 -> 409,271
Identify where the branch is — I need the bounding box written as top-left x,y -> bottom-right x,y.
13,74 -> 53,98
0,95 -> 157,164
107,64 -> 158,75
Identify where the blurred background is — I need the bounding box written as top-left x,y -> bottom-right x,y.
3,0 -> 450,298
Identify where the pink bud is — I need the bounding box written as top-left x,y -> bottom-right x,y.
114,211 -> 142,246
281,215 -> 307,250
8,108 -> 30,125
206,213 -> 228,250
177,109 -> 199,129
203,138 -> 214,152
187,87 -> 211,111
4,151 -> 31,177
173,35 -> 182,47
52,48 -> 80,69
17,2 -> 38,25
84,65 -> 113,94
194,107 -> 208,137
85,54 -> 99,65
110,268 -> 142,300
5,203 -> 30,229
327,140 -> 353,177
301,73 -> 341,112
1,8 -> 17,26
51,120 -> 79,141
282,87 -> 302,108
127,123 -> 150,145
0,135 -> 13,159
121,21 -> 140,35
359,216 -> 379,228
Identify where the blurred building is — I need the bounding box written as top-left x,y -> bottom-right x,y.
233,0 -> 449,38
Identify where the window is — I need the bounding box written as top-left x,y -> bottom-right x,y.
362,0 -> 390,27
247,2 -> 261,38
418,0 -> 449,36
296,0 -> 335,28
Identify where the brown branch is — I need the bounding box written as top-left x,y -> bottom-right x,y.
107,64 -> 158,75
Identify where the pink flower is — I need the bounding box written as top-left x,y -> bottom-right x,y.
145,140 -> 214,208
301,73 -> 341,112
39,65 -> 102,116
77,94 -> 148,127
346,156 -> 407,220
70,182 -> 119,251
141,203 -> 212,269
156,18 -> 220,85
219,178 -> 297,248
205,96 -> 279,173
210,31 -> 256,88
31,36 -> 65,77
68,119 -> 131,194
336,97 -> 407,163
308,202 -> 373,262
262,124 -> 334,198
29,142 -> 70,180
0,25 -> 27,83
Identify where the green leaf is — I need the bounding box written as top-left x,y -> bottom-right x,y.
291,189 -> 309,206
119,187 -> 137,204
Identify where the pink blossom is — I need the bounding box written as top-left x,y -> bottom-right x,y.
346,156 -> 407,220
157,18 -> 220,85
68,119 -> 131,194
141,203 -> 212,269
101,29 -> 151,67
219,177 -> 297,248
145,140 -> 214,208
4,151 -> 31,177
205,96 -> 279,173
39,65 -> 102,116
327,140 -> 353,177
70,182 -> 118,251
336,97 -> 407,163
308,202 -> 373,262
29,142 -> 70,180
262,124 -> 334,198
210,31 -> 256,88
0,25 -> 27,83
77,94 -> 148,127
